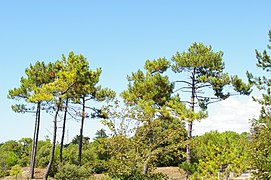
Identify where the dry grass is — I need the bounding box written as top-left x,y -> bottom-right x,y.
1,167 -> 185,180
0,167 -> 53,180
154,167 -> 186,180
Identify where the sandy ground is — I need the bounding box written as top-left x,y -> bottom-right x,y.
0,166 -> 185,180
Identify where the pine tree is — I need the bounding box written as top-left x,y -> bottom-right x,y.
121,58 -> 188,174
247,31 -> 271,179
171,42 -> 251,178
8,61 -> 55,179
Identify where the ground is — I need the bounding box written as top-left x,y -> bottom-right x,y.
155,167 -> 186,179
0,167 -> 185,180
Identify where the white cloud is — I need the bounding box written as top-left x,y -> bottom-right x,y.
193,96 -> 261,135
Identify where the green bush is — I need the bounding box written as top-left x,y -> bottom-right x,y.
110,172 -> 168,180
55,163 -> 91,180
10,165 -> 22,179
0,169 -> 6,178
86,160 -> 108,174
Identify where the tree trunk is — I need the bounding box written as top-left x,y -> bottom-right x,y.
59,99 -> 69,163
142,124 -> 153,175
143,148 -> 153,175
78,96 -> 85,166
143,162 -> 149,174
186,68 -> 196,179
29,102 -> 41,179
186,121 -> 193,163
44,100 -> 61,180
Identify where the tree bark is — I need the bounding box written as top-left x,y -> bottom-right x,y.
143,162 -> 149,175
44,100 -> 61,180
143,153 -> 151,174
186,68 -> 196,179
78,96 -> 85,166
59,99 -> 69,163
29,102 -> 41,179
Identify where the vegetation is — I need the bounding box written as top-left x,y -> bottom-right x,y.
247,30 -> 271,179
171,42 -> 251,177
2,30 -> 271,179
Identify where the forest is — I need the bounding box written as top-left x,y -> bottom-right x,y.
1,31 -> 271,180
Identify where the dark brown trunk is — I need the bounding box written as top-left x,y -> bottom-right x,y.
186,68 -> 196,179
59,99 -> 69,163
78,96 -> 85,166
30,102 -> 41,179
44,99 -> 61,180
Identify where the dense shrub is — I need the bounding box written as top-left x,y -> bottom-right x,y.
9,165 -> 23,179
55,163 -> 91,180
110,172 -> 168,180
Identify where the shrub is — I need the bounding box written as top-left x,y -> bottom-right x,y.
9,165 -> 22,179
55,163 -> 91,180
110,172 -> 168,180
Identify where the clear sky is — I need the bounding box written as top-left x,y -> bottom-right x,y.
0,1 -> 270,143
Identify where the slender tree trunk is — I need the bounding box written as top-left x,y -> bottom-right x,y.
143,123 -> 153,174
30,102 -> 41,179
143,161 -> 149,174
143,152 -> 151,174
59,99 -> 69,163
44,99 -> 61,180
78,96 -> 85,166
186,68 -> 196,179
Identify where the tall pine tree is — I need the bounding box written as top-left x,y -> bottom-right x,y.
8,61 -> 55,179
171,42 -> 251,178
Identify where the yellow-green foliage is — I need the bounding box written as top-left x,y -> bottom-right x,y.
192,131 -> 249,179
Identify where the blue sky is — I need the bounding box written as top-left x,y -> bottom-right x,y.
0,1 -> 270,143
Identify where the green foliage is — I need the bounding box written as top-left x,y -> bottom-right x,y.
248,30 -> 271,179
3,45 -> 256,180
171,43 -> 251,178
8,61 -> 55,109
35,139 -> 52,168
191,131 -> 249,179
94,129 -> 108,140
179,161 -> 197,175
9,165 -> 23,179
101,99 -> 134,136
249,119 -> 271,179
0,151 -> 18,177
17,138 -> 32,167
70,135 -> 90,145
111,172 -> 169,180
99,135 -> 150,178
55,163 -> 91,180
120,59 -> 188,174
62,143 -> 78,165
0,138 -> 32,177
171,42 -> 251,114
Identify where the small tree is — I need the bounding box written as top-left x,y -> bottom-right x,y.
54,163 -> 91,180
192,131 -> 249,179
121,58 -> 188,174
10,165 -> 23,180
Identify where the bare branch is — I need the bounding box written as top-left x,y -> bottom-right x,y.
196,84 -> 212,89
173,80 -> 192,86
85,106 -> 97,112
